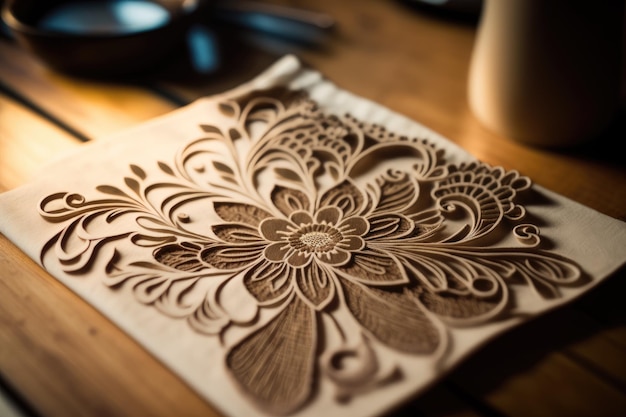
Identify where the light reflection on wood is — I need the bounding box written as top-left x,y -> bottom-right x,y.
0,94 -> 78,192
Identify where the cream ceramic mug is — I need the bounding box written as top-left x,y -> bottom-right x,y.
468,0 -> 624,147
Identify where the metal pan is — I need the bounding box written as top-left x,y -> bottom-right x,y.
1,0 -> 334,77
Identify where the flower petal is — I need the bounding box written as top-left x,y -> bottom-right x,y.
287,251 -> 312,268
317,248 -> 350,266
260,218 -> 292,241
271,185 -> 311,217
264,242 -> 292,262
290,211 -> 313,226
339,216 -> 369,236
319,179 -> 365,217
419,290 -> 503,325
338,235 -> 365,251
315,206 -> 341,225
341,279 -> 441,354
213,223 -> 261,243
373,171 -> 419,213
226,296 -> 317,415
295,262 -> 335,310
336,249 -> 409,285
201,244 -> 262,270
244,261 -> 293,304
154,243 -> 204,272
366,213 -> 414,240
213,202 -> 273,227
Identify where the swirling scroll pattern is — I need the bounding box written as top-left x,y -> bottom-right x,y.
39,88 -> 581,415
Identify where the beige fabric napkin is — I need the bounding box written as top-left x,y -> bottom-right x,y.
1,55 -> 626,417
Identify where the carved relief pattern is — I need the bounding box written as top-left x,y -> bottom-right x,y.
39,89 -> 581,415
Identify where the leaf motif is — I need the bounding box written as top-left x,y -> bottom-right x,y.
124,177 -> 140,194
213,202 -> 273,227
229,128 -> 242,140
419,290 -> 504,325
373,171 -> 419,213
154,278 -> 201,317
336,249 -> 409,286
396,249 -> 492,292
213,223 -> 262,243
136,216 -> 177,235
158,161 -> 175,176
226,296 -> 316,415
212,161 -> 237,184
500,251 -> 581,298
133,275 -> 171,304
294,262 -> 335,310
201,123 -> 224,134
154,243 -> 205,272
244,261 -> 292,305
408,209 -> 443,231
201,244 -> 263,270
319,179 -> 365,218
366,213 -> 414,240
274,168 -> 303,183
213,161 -> 235,176
271,185 -> 310,217
130,233 -> 176,248
341,279 -> 441,354
218,102 -> 236,117
130,164 -> 146,179
96,185 -> 128,197
189,296 -> 230,335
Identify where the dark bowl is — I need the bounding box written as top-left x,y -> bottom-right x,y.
1,0 -> 200,76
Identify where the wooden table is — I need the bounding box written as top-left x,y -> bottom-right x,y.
1,1 -> 625,416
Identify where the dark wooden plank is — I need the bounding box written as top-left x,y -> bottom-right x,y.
0,93 -> 79,192
0,39 -> 177,140
449,303 -> 626,417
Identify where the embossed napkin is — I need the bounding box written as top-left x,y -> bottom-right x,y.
1,56 -> 626,417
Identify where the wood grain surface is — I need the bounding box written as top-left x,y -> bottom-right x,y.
1,1 -> 625,417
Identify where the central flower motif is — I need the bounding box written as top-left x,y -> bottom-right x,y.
260,207 -> 368,268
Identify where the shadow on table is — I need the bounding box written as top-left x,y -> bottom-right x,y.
395,264 -> 626,416
394,0 -> 483,26
144,15 -> 334,101
557,107 -> 626,171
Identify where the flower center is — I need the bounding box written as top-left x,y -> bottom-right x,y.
300,231 -> 333,248
290,224 -> 342,253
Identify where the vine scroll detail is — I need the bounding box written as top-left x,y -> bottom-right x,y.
39,89 -> 581,415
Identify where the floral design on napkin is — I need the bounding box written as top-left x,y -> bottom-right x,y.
38,88 -> 581,415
